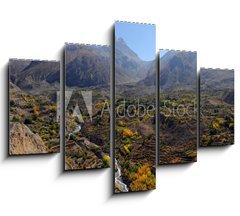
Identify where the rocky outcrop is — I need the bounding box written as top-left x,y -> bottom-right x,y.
9,122 -> 48,155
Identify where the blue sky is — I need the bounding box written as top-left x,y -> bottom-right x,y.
115,22 -> 156,61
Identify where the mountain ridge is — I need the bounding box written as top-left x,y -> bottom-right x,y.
159,50 -> 197,92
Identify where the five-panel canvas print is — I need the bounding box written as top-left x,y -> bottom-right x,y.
7,21 -> 235,193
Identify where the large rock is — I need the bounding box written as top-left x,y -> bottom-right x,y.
9,122 -> 48,155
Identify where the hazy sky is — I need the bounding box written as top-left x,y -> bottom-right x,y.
115,21 -> 156,61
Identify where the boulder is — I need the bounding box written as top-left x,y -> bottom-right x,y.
9,122 -> 48,155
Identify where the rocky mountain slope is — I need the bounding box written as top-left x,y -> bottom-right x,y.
200,68 -> 234,91
159,50 -> 197,92
9,59 -> 60,96
115,37 -> 154,84
65,44 -> 110,87
9,81 -> 60,154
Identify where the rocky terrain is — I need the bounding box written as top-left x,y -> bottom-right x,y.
160,50 -> 197,91
65,44 -> 110,88
159,50 -> 197,164
64,44 -> 110,170
114,37 -> 156,193
9,122 -> 47,155
200,68 -> 234,146
9,60 -> 60,155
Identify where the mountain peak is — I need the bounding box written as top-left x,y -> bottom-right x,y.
117,37 -> 125,43
116,37 -> 140,61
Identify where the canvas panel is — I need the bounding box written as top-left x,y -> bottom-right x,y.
200,68 -> 234,147
64,43 -> 110,170
114,21 -> 156,193
159,50 -> 197,164
9,59 -> 60,155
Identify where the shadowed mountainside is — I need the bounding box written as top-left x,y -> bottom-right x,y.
9,60 -> 60,94
200,68 -> 234,90
65,44 -> 110,88
159,50 -> 197,91
115,37 -> 154,84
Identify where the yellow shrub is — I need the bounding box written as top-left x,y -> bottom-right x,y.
118,121 -> 126,127
32,106 -> 40,116
213,122 -> 219,130
38,117 -> 45,122
216,118 -> 224,125
123,145 -> 130,154
51,130 -> 57,135
50,105 -> 57,111
129,164 -> 155,191
22,95 -> 29,102
97,101 -> 109,110
69,121 -> 76,129
122,128 -> 134,137
103,155 -> 110,167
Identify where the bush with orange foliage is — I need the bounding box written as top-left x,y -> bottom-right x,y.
129,164 -> 155,191
122,128 -> 134,137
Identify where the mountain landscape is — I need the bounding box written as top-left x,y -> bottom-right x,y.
64,44 -> 110,170
114,35 -> 156,193
200,68 -> 234,146
65,44 -> 110,88
9,59 -> 60,155
160,50 -> 197,91
115,38 -> 154,84
159,50 -> 197,164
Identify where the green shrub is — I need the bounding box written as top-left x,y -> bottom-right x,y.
12,116 -> 20,122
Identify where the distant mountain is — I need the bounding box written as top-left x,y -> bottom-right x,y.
138,61 -> 156,86
9,60 -> 60,94
9,60 -> 30,83
200,68 -> 234,91
65,44 -> 110,87
159,50 -> 197,92
115,37 -> 154,84
65,39 -> 155,88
